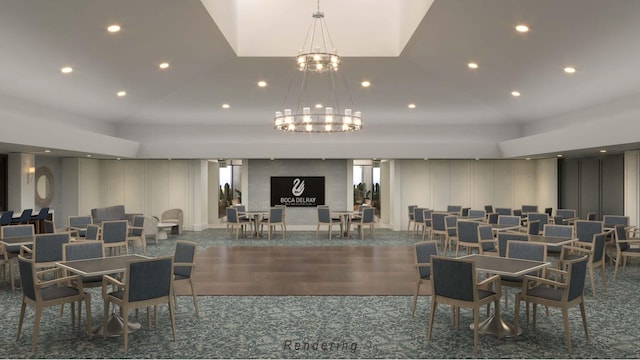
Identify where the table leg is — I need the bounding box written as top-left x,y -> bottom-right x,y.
93,312 -> 141,337
470,313 -> 521,337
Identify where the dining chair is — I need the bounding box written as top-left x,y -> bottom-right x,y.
496,231 -> 529,258
498,215 -> 520,227
446,205 -> 462,215
20,232 -> 70,270
527,213 -> 549,229
61,241 -> 105,325
560,233 -> 607,296
85,224 -> 101,240
2,224 -> 35,290
411,241 -> 438,317
260,207 -> 285,240
29,207 -> 49,233
173,240 -> 199,316
484,205 -> 494,214
461,207 -> 470,217
407,205 -> 417,232
17,255 -> 92,352
421,209 -> 433,241
351,207 -> 375,240
126,216 -> 146,255
502,241 -> 546,308
102,220 -> 129,256
11,209 -> 33,225
0,210 -> 14,227
67,215 -> 93,238
612,225 -> 640,278
316,207 -> 342,239
412,207 -> 427,237
495,208 -> 512,216
586,212 -> 596,221
468,209 -> 486,219
553,216 -> 567,226
444,215 -> 458,254
543,224 -> 575,256
455,220 -> 481,257
602,215 -> 629,229
477,224 -> 497,256
101,256 -> 175,353
227,207 -> 251,240
428,256 -> 501,354
487,213 -> 499,224
514,254 -> 589,353
42,220 -> 56,234
527,220 -> 541,236
274,204 -> 287,236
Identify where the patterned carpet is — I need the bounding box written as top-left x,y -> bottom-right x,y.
0,228 -> 638,358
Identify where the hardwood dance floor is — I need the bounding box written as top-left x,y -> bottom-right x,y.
180,246 -> 431,296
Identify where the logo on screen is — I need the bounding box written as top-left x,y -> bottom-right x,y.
292,178 -> 305,196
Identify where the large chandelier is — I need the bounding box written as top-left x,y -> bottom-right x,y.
274,1 -> 363,133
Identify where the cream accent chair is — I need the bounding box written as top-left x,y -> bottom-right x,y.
143,216 -> 159,244
161,209 -> 183,235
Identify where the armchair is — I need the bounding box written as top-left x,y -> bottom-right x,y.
428,256 -> 501,354
411,241 -> 438,317
612,225 -> 640,278
161,208 -> 183,235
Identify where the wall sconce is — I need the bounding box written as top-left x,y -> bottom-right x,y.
27,166 -> 35,183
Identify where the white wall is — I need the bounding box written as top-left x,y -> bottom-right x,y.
246,159 -> 349,226
388,159 -> 557,231
625,150 -> 640,227
7,153 -> 35,211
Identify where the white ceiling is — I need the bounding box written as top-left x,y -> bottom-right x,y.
1,0 -> 640,159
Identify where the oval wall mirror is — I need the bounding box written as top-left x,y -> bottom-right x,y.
35,166 -> 55,207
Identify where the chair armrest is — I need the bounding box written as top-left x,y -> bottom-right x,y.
174,262 -> 196,268
477,274 -> 500,289
102,274 -> 124,288
38,274 -> 82,289
20,245 -> 33,256
523,274 -> 566,289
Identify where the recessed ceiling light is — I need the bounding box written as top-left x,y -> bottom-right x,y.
159,62 -> 170,69
564,66 -> 576,74
424,158 -> 429,161
511,91 -> 521,97
116,90 -> 126,97
361,81 -> 371,87
468,62 -> 479,69
60,66 -> 73,74
315,103 -> 323,109
107,24 -> 121,33
526,158 -> 531,160
557,154 -> 563,157
44,149 -> 51,153
408,104 -> 416,109
600,149 -> 607,153
258,81 -> 267,87
222,104 -> 230,109
86,154 -> 92,158
116,158 -> 121,160
515,24 -> 529,33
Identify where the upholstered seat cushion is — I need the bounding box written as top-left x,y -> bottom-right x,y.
41,286 -> 81,301
477,289 -> 496,300
526,286 -> 562,301
110,290 -> 125,300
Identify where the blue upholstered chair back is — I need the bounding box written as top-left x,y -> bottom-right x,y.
15,209 -> 33,223
484,205 -> 494,214
553,216 -> 566,226
33,207 -> 49,220
33,233 -> 69,263
445,216 -> 457,236
614,225 -> 628,251
487,213 -> 499,224
495,208 -> 512,216
85,225 -> 101,240
432,257 -> 475,301
586,212 -> 596,221
447,205 -> 462,214
513,209 -> 522,217
408,205 -> 417,220
226,207 -> 239,223
317,207 -> 331,223
64,241 -> 104,261
543,225 -> 573,239
174,241 -> 196,278
507,241 -> 545,262
127,257 -> 173,302
527,213 -> 549,227
468,210 -> 485,219
478,225 -> 495,252
0,210 -> 14,226
2,224 -> 34,238
69,215 -> 92,227
461,208 -> 470,217
423,209 -> 433,225
361,208 -> 375,224
603,215 -> 628,228
528,220 -> 540,235
43,220 -> 55,234
592,233 -> 606,263
457,221 -> 479,244
431,213 -> 447,232
497,232 -> 528,257
522,205 -> 538,213
415,241 -> 438,278
102,220 -> 128,244
498,215 -> 520,226
234,205 -> 246,213
556,209 -> 576,220
268,207 -> 283,223
18,256 -> 37,301
575,220 -> 603,244
567,256 -> 589,301
130,216 -> 145,236
414,208 -> 426,224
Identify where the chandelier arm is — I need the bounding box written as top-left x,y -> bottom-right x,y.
341,71 -> 356,109
281,66 -> 298,110
319,16 -> 337,55
328,67 -> 340,112
296,66 -> 309,112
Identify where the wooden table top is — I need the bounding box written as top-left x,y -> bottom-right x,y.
461,254 -> 549,277
57,254 -> 149,276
